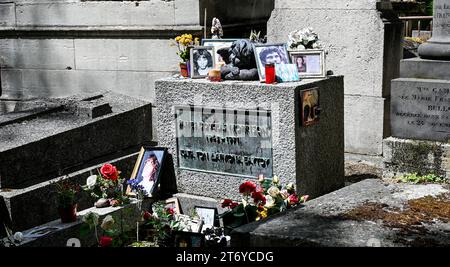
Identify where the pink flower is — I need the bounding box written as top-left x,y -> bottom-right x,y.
288,194 -> 299,206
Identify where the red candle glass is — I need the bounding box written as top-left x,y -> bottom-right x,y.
265,63 -> 276,84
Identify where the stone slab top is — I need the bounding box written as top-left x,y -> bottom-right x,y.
275,0 -> 392,10
156,76 -> 333,89
0,91 -> 150,152
232,179 -> 450,247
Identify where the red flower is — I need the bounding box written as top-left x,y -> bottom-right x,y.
167,208 -> 175,215
257,205 -> 265,212
221,199 -> 233,208
229,202 -> 239,209
143,211 -> 152,220
288,194 -> 299,206
100,164 -> 119,181
239,181 -> 257,195
99,236 -> 113,247
251,191 -> 266,205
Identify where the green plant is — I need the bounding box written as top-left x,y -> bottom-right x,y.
142,202 -> 184,243
53,179 -> 81,208
396,172 -> 447,184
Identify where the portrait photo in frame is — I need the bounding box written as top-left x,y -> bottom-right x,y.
126,147 -> 167,198
201,39 -> 237,68
289,49 -> 326,78
194,206 -> 218,232
173,231 -> 205,247
300,88 -> 320,126
190,46 -> 215,79
253,43 -> 290,82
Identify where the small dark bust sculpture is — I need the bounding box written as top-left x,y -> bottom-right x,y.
217,39 -> 259,81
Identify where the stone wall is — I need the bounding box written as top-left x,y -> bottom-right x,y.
0,0 -> 274,103
267,0 -> 403,158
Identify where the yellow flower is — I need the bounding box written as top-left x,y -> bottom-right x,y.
175,36 -> 181,42
256,207 -> 268,221
272,175 -> 280,185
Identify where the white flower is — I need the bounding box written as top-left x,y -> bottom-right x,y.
286,182 -> 295,192
258,174 -> 265,183
267,186 -> 280,198
86,175 -> 97,189
272,175 -> 280,185
280,189 -> 289,200
13,232 -> 23,242
101,215 -> 115,231
264,195 -> 275,208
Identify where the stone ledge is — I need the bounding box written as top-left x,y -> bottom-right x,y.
2,198 -> 149,247
231,179 -> 450,247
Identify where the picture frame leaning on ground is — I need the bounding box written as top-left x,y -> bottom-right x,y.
127,147 -> 167,198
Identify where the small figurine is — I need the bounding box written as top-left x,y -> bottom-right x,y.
211,17 -> 223,39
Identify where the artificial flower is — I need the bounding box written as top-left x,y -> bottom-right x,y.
143,211 -> 152,220
272,175 -> 280,185
300,195 -> 310,203
288,194 -> 299,206
86,175 -> 97,189
256,206 -> 268,221
100,164 -> 119,181
258,174 -> 265,183
229,201 -> 239,209
286,182 -> 295,194
280,189 -> 290,200
251,191 -> 266,205
100,215 -> 115,231
264,195 -> 275,208
239,181 -> 257,195
221,199 -> 233,208
99,236 -> 113,247
267,186 -> 280,198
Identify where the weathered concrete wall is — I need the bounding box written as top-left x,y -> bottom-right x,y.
268,0 -> 403,157
0,0 -> 204,103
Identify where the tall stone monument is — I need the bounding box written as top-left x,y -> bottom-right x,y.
418,0 -> 450,60
384,0 -> 450,179
267,0 -> 403,161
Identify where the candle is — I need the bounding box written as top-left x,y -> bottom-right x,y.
265,63 -> 276,84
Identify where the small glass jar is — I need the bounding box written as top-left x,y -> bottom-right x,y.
208,69 -> 221,82
265,63 -> 276,84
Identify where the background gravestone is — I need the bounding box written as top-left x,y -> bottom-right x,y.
267,0 -> 403,161
385,0 -> 450,180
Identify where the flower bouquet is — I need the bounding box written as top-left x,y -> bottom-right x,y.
83,163 -> 130,208
220,175 -> 308,231
287,28 -> 322,50
81,212 -> 132,247
172,33 -> 199,77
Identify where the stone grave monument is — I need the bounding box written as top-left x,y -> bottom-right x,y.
155,77 -> 345,201
0,92 -> 153,233
384,0 -> 450,179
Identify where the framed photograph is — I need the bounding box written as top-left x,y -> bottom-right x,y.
301,88 -> 320,126
275,63 -> 300,82
289,49 -> 326,78
173,231 -> 205,247
201,39 -> 237,68
190,46 -> 215,79
127,147 -> 167,197
194,206 -> 218,231
253,43 -> 290,82
176,215 -> 204,233
165,197 -> 181,215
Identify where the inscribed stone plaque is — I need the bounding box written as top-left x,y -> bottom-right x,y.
391,80 -> 450,141
175,106 -> 273,178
